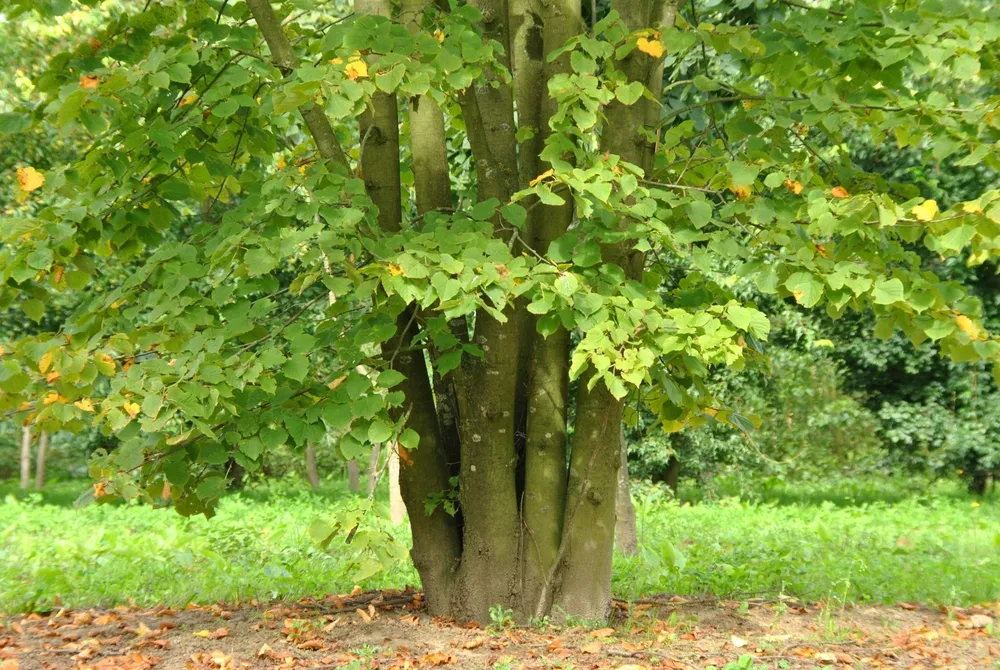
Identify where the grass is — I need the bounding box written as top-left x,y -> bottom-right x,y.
1,477 -> 998,613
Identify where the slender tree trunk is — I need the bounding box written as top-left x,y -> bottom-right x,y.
20,426 -> 31,490
664,456 -> 680,497
305,444 -> 320,489
368,444 -> 380,496
347,459 -> 360,492
615,428 -> 638,556
388,444 -> 405,524
35,431 -> 48,491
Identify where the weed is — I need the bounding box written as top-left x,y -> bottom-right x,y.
488,604 -> 514,631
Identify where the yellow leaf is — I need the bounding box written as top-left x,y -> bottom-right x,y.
43,392 -> 67,405
16,166 -> 45,193
327,374 -> 348,390
46,371 -> 61,383
75,398 -> 96,412
178,93 -> 197,107
80,75 -> 100,89
962,201 -> 983,214
345,57 -> 368,80
124,401 -> 141,418
38,350 -> 54,374
636,37 -> 664,58
910,199 -> 939,222
388,263 -> 403,276
729,183 -> 752,200
434,30 -> 445,43
830,186 -> 849,199
955,314 -> 980,340
529,168 -> 554,186
783,178 -> 804,195
276,156 -> 287,169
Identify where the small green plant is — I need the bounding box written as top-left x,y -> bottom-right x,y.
488,604 -> 514,631
527,614 -> 550,631
706,655 -> 768,670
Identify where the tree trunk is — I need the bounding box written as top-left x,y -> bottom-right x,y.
368,444 -> 380,496
347,459 -> 360,492
20,426 -> 31,490
246,0 -> 678,624
388,444 -> 405,524
664,456 -> 680,498
615,428 -> 638,557
305,444 -> 320,489
35,431 -> 48,491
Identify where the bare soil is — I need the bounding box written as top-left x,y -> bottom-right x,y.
2,590 -> 998,669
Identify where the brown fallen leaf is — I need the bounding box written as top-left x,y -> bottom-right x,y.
423,651 -> 456,665
297,639 -> 327,650
580,641 -> 603,654
590,627 -> 615,638
356,607 -> 372,623
462,637 -> 485,650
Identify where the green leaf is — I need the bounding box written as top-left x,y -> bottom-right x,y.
282,354 -> 309,382
785,272 -> 824,308
726,305 -> 770,338
685,201 -> 713,228
615,81 -> 644,105
872,278 -> 905,305
693,74 -> 720,91
368,419 -> 394,443
572,240 -> 602,267
0,113 -> 30,135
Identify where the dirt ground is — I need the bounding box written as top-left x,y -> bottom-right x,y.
2,590 -> 998,669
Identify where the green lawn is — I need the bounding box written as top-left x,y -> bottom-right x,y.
1,478 -> 998,613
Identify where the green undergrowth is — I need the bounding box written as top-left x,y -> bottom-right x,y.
1,478 -> 998,614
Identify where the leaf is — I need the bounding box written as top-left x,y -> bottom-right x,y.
872,278 -> 904,305
529,168 -> 554,186
636,37 -> 664,58
783,179 -> 803,195
731,635 -> 747,647
282,354 -> 309,382
785,272 -> 824,308
79,75 -> 100,89
345,57 -> 368,80
16,166 -> 44,193
74,398 -> 96,412
580,641 -> 603,654
955,314 -> 980,340
830,186 -> 849,199
38,350 -> 54,374
910,199 -> 938,222
123,401 -> 141,418
590,628 -> 615,638
615,81 -> 644,105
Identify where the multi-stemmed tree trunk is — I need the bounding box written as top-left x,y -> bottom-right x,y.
247,0 -> 677,623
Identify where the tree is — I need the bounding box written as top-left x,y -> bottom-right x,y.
2,0 -> 1000,623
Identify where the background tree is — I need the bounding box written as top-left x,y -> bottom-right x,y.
3,0 -> 1000,623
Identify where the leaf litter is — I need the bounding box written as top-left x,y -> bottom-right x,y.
1,590 -> 997,669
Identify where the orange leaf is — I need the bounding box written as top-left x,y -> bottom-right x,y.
830,186 -> 850,199
345,56 -> 368,80
783,178 -> 804,195
636,37 -> 664,58
178,93 -> 198,108
590,628 -> 615,638
730,183 -> 752,200
80,75 -> 100,89
356,607 -> 372,623
580,641 -> 603,654
16,167 -> 45,193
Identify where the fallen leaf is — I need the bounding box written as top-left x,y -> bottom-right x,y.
356,607 -> 372,623
731,635 -> 747,647
590,628 -> 616,638
967,614 -> 994,629
580,641 -> 603,654
423,651 -> 455,665
462,637 -> 485,649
